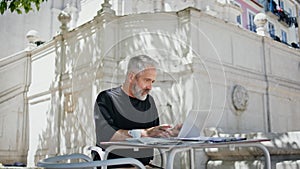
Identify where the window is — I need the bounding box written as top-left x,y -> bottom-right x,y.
279,0 -> 284,9
288,8 -> 292,17
247,10 -> 256,32
234,2 -> 242,26
237,15 -> 242,25
268,22 -> 275,38
281,30 -> 287,43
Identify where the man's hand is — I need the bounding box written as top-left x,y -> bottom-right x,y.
166,123 -> 183,137
110,123 -> 182,141
142,124 -> 171,138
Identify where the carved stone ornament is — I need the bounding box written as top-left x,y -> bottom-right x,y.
232,85 -> 249,111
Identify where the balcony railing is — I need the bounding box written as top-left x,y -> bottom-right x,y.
265,0 -> 298,27
268,29 -> 299,48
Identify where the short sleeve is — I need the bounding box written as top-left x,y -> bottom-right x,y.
94,91 -> 119,144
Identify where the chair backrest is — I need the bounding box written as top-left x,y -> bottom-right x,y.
37,153 -> 146,169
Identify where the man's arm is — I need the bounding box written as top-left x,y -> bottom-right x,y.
110,125 -> 172,141
94,92 -> 120,143
109,129 -> 131,141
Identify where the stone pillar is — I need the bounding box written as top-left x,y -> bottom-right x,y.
25,30 -> 39,51
97,0 -> 116,17
94,0 -> 116,23
254,13 -> 268,36
54,11 -> 71,155
58,11 -> 71,34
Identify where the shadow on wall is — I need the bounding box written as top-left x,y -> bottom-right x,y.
33,26 -> 99,163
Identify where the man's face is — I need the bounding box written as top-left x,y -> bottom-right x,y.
130,68 -> 157,101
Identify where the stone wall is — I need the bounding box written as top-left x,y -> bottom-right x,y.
0,52 -> 31,164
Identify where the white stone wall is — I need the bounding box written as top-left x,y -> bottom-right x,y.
0,52 -> 31,164
189,10 -> 300,134
26,44 -> 57,166
265,39 -> 300,132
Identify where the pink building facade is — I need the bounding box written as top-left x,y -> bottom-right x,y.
234,0 -> 299,46
234,0 -> 263,32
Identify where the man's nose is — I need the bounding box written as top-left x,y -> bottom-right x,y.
146,83 -> 152,90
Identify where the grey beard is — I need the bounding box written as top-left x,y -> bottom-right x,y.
132,85 -> 148,101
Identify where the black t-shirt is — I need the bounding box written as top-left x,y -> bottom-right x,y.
94,86 -> 159,166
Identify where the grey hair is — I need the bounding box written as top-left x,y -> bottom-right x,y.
126,55 -> 159,75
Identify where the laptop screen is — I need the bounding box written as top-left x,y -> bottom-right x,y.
177,110 -> 210,138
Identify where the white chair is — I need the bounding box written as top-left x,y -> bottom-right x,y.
37,153 -> 146,169
88,145 -> 164,169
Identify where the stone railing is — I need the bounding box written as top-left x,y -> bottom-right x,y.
204,130 -> 300,168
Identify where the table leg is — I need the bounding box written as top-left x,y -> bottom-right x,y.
254,143 -> 271,169
166,147 -> 191,169
234,143 -> 271,169
102,145 -> 130,169
189,149 -> 195,169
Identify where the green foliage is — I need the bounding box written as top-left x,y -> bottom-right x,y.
0,0 -> 47,14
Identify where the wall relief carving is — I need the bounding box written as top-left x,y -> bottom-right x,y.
232,84 -> 249,112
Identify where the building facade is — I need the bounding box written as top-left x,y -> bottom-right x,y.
0,0 -> 299,59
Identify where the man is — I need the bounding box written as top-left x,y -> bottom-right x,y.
94,55 -> 180,168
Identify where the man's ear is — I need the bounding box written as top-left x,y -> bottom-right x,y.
128,72 -> 135,82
